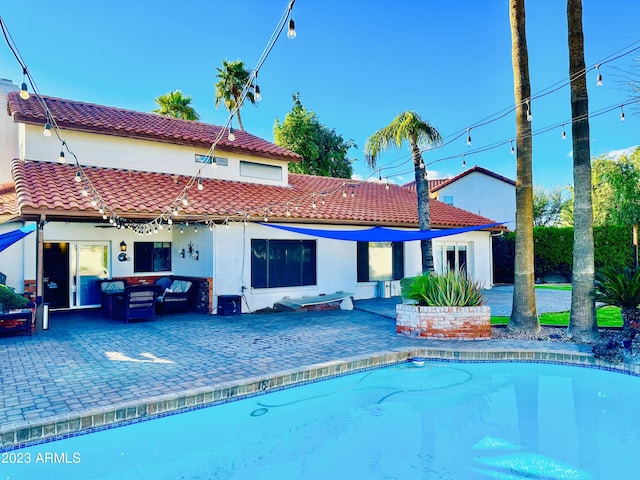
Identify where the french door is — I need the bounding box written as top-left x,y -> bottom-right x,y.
43,242 -> 110,309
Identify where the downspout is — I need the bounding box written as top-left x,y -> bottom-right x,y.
34,214 -> 45,331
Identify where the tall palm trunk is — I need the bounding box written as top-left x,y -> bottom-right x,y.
411,140 -> 434,272
508,0 -> 539,332
235,101 -> 245,131
566,0 -> 599,341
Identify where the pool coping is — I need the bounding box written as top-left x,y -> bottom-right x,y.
2,346 -> 639,451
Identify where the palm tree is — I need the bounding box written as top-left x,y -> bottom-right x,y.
214,59 -> 255,131
365,111 -> 442,273
152,90 -> 199,120
508,0 -> 539,333
566,0 -> 599,342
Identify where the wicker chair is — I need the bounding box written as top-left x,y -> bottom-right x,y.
112,285 -> 158,323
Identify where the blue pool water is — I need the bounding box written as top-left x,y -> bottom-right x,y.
3,361 -> 640,479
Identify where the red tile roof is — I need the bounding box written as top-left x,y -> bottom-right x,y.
11,160 -> 502,229
403,166 -> 515,194
402,178 -> 449,194
429,165 -> 516,192
0,182 -> 18,217
6,92 -> 301,163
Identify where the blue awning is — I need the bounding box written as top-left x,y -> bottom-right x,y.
0,224 -> 36,253
261,222 -> 506,242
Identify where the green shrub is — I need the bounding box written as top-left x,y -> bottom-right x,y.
595,266 -> 640,331
492,225 -> 635,283
401,271 -> 485,307
0,284 -> 31,310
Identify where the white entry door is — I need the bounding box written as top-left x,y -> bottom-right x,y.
70,242 -> 110,308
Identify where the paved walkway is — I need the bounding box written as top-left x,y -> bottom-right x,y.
0,285 -> 598,449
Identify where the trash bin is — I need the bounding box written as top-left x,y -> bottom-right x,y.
217,295 -> 241,316
377,281 -> 392,299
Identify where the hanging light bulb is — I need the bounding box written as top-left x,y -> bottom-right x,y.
620,105 -> 625,122
228,125 -> 235,142
287,17 -> 296,39
180,226 -> 184,234
168,216 -> 173,225
173,204 -> 179,216
81,184 -> 88,196
462,155 -> 466,168
254,72 -> 261,102
98,203 -> 104,214
596,64 -> 603,87
91,196 -> 97,207
58,150 -> 65,163
285,206 -> 291,217
19,68 -> 29,99
525,99 -> 532,122
510,140 -> 515,154
194,224 -> 198,233
561,124 -> 567,140
385,181 -> 390,190
466,128 -> 472,147
209,222 -> 214,231
74,170 -> 82,183
182,193 -> 189,206
43,122 -> 52,137
351,188 -> 355,198
197,176 -> 203,191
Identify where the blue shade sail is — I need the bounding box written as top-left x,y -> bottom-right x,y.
0,224 -> 36,253
260,222 -> 506,242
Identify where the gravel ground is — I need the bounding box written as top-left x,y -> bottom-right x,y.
491,325 -> 573,342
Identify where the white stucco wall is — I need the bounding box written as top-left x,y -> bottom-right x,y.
0,222 -> 28,291
0,80 -> 20,183
213,222 -> 494,312
22,126 -> 290,186
437,172 -> 515,225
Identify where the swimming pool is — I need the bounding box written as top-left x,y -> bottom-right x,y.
3,361 -> 639,479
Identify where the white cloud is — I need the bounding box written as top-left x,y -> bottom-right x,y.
606,145 -> 639,159
566,150 -> 573,159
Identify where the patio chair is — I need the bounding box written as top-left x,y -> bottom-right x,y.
99,279 -> 127,318
156,278 -> 194,314
112,285 -> 158,323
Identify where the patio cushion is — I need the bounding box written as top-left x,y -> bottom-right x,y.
101,280 -> 125,292
167,280 -> 191,294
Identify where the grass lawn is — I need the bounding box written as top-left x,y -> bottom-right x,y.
491,306 -> 622,327
534,284 -> 572,291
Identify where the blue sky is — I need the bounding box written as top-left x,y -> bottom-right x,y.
1,0 -> 638,188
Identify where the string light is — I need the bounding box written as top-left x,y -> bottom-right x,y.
466,128 -> 472,147
620,105 -> 625,121
525,99 -> 532,122
42,122 -> 51,137
254,71 -> 261,102
58,150 -> 65,163
228,124 -> 235,142
197,175 -> 203,191
561,124 -> 566,140
510,140 -> 515,154
19,67 -> 29,99
74,170 -> 82,183
596,64 -> 603,86
288,18 -> 296,39
462,155 -> 466,168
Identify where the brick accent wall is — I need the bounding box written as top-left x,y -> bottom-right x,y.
23,279 -> 36,302
396,304 -> 491,340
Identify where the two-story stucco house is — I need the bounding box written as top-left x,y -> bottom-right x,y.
0,79 -> 503,327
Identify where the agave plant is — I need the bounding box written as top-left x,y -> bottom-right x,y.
401,271 -> 484,307
595,266 -> 640,333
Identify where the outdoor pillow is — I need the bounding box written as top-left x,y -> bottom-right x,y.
101,281 -> 125,292
169,280 -> 191,294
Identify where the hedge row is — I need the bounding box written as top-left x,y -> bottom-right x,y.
493,225 -> 634,283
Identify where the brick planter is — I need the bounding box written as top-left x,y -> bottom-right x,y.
396,304 -> 491,340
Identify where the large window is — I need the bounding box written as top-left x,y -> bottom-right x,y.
357,242 -> 404,282
240,161 -> 283,181
435,242 -> 471,275
251,239 -> 316,288
134,242 -> 171,273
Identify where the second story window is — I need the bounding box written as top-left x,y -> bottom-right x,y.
195,154 -> 228,167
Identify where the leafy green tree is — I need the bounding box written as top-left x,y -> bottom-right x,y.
365,111 -> 442,273
567,0 -> 599,342
508,0 -> 539,333
591,148 -> 640,226
214,59 -> 255,131
153,90 -> 199,120
274,94 -> 355,178
533,185 -> 571,227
